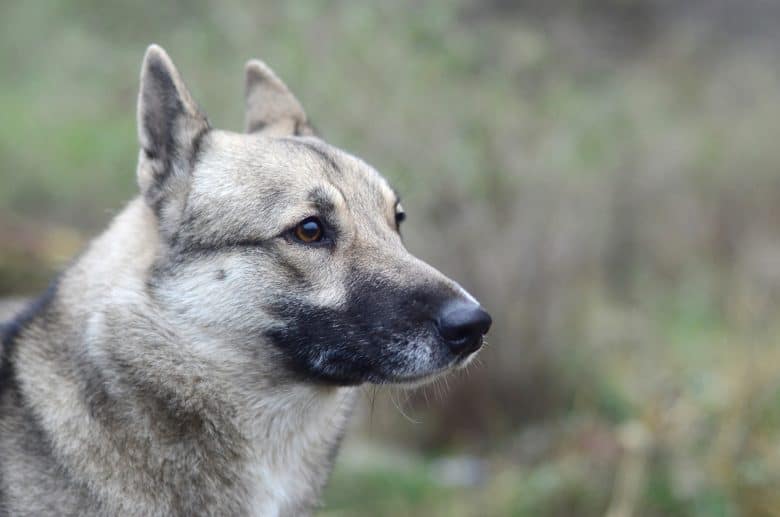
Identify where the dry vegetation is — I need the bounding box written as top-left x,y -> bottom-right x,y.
2,1 -> 780,515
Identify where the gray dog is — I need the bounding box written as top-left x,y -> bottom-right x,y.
0,45 -> 491,516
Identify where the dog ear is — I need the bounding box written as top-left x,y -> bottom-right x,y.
244,60 -> 314,137
137,45 -> 209,212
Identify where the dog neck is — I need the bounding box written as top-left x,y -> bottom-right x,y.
11,198 -> 357,516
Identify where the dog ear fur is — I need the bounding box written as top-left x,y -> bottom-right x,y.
244,59 -> 313,137
137,44 -> 210,212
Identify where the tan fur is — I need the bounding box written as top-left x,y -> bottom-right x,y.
0,45 -> 487,516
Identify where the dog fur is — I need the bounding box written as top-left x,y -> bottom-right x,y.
0,45 -> 489,516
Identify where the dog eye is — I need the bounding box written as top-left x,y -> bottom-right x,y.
293,217 -> 324,244
395,204 -> 406,227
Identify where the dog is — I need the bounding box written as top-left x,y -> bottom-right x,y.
0,45 -> 491,516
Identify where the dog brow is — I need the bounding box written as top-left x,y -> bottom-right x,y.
307,187 -> 337,215
284,138 -> 342,175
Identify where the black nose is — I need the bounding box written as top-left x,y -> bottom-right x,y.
436,301 -> 492,356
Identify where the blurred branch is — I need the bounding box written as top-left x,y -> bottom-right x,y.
605,421 -> 652,517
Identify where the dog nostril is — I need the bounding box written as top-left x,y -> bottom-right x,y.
436,301 -> 492,355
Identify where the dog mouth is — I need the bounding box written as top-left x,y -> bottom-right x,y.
377,299 -> 490,386
379,335 -> 484,387
264,291 -> 490,387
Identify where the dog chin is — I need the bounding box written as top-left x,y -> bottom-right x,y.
379,349 -> 480,388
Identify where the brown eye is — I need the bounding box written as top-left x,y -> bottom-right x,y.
293,217 -> 324,243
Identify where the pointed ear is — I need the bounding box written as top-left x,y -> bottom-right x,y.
244,59 -> 313,137
137,45 -> 209,211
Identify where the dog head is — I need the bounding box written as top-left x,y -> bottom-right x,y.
137,45 -> 491,386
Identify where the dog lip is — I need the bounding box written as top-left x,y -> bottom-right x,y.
455,335 -> 485,358
370,332 -> 485,387
447,334 -> 484,350
381,368 -> 454,387
378,348 -> 478,387
445,333 -> 485,358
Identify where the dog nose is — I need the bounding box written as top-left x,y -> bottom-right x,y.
436,300 -> 492,356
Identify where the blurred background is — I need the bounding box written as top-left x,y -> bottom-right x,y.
2,1 -> 780,515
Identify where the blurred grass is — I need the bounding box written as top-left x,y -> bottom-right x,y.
2,1 -> 780,515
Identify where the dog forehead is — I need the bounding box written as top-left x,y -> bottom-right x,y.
192,131 -> 396,210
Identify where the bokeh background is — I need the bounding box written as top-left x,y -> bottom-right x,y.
2,1 -> 780,515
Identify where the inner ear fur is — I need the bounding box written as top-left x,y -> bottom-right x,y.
136,44 -> 210,213
244,59 -> 313,137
